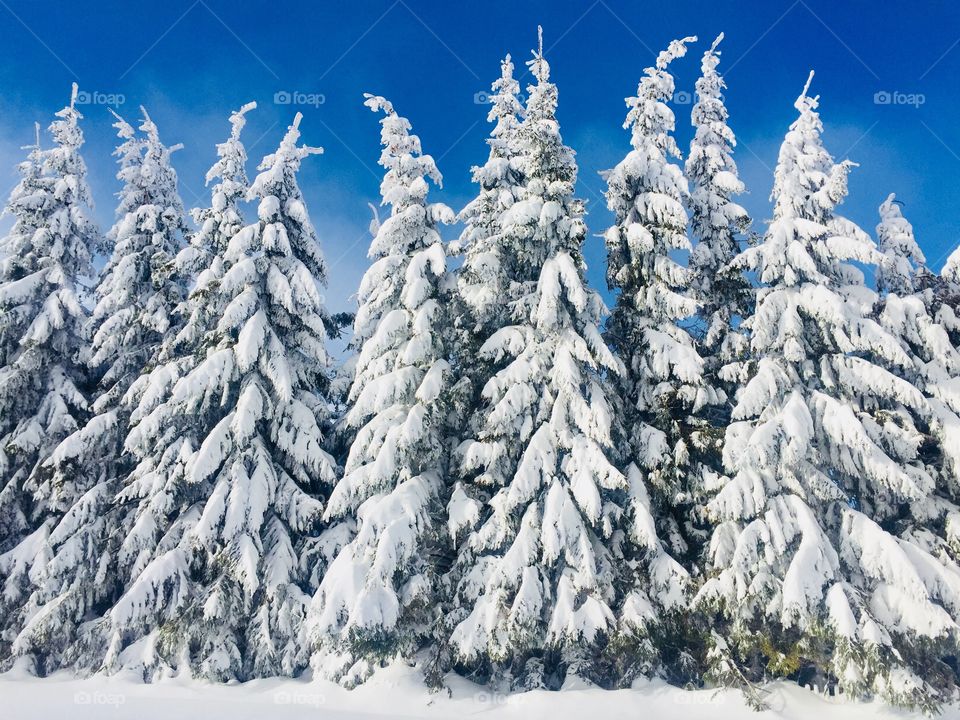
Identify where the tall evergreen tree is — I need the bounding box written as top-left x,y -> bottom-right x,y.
874,196 -> 960,567
601,38 -> 705,678
103,111 -> 336,681
0,86 -> 100,664
309,96 -> 454,685
0,86 -> 97,549
697,74 -> 960,709
447,30 -> 627,689
0,126 -> 51,554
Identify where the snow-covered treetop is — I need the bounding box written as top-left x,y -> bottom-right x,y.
243,111 -> 327,282
185,102 -> 256,260
89,106 -> 188,395
172,102 -> 257,354
737,72 -> 880,291
352,95 -> 452,349
487,55 -> 523,159
363,95 -> 444,219
604,35 -> 697,328
44,83 -> 97,222
687,33 -> 748,277
770,73 -> 857,224
624,35 -> 695,154
876,193 -> 926,295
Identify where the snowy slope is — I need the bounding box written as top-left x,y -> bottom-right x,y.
2,663 -> 955,720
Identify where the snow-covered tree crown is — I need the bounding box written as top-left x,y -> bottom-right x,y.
876,193 -> 926,295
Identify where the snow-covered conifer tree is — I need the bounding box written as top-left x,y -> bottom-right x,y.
0,86 -> 100,665
0,126 -> 51,554
448,31 -> 627,688
309,96 -> 454,685
88,107 -> 188,400
601,39 -> 707,677
873,196 -> 960,570
686,34 -> 752,385
697,74 -> 960,709
103,111 -> 336,681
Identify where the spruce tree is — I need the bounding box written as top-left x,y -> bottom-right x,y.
697,74 -> 960,709
309,96 -> 454,686
874,196 -> 960,568
448,31 -> 627,688
0,86 -> 99,665
601,38 -> 706,679
104,111 -> 336,681
0,87 -> 97,547
876,194 -> 929,296
0,126 -> 51,554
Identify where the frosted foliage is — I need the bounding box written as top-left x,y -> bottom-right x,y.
309,96 -> 453,677
89,107 -> 188,405
944,245 -> 960,286
700,74 -> 960,706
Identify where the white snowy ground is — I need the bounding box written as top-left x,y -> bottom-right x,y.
2,662 -> 958,720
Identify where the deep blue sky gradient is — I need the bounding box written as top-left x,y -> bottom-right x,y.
1,0 -> 959,318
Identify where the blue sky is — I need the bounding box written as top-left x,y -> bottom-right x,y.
1,0 -> 959,318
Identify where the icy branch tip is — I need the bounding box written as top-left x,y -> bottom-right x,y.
801,70 -> 815,100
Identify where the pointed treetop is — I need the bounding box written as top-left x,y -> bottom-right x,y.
710,32 -> 724,53
656,35 -> 696,70
32,121 -> 41,149
256,112 -> 323,179
107,107 -> 136,140
529,25 -> 550,83
70,82 -> 79,109
229,101 -> 257,140
363,93 -> 395,116
797,70 -> 818,111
